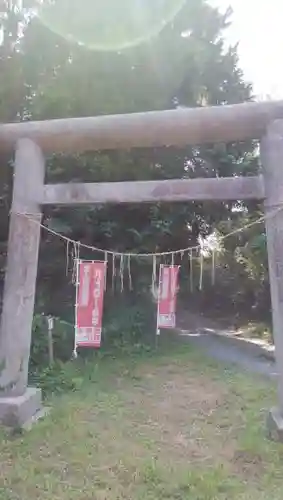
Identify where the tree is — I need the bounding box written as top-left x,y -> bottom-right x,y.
0,0 -> 265,323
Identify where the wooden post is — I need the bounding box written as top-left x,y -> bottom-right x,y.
261,120 -> 283,441
47,316 -> 54,366
0,139 -> 44,409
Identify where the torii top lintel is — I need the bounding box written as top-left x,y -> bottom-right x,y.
1,100 -> 283,154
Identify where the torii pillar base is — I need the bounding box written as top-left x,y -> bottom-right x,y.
266,407 -> 283,443
0,387 -> 47,429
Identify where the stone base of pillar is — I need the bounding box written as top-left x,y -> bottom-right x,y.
0,387 -> 45,428
266,407 -> 283,442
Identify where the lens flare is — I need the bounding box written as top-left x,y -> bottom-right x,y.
38,0 -> 186,51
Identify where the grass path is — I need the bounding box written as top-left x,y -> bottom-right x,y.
0,340 -> 283,499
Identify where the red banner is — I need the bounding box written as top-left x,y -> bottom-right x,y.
157,265 -> 179,330
75,261 -> 107,348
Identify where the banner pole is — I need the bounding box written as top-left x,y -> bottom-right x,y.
73,258 -> 80,359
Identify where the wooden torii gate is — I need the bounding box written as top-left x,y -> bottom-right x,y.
0,100 -> 283,438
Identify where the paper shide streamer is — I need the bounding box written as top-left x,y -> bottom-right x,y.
67,237 -> 218,298
72,242 -> 80,284
120,254 -> 124,292
189,249 -> 193,292
151,255 -> 157,296
112,253 -> 116,292
15,208 -> 278,297
199,248 -> 204,291
18,209 -> 271,301
128,255 -> 133,291
211,249 -> 216,286
65,239 -> 70,276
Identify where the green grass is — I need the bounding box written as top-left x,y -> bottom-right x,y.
0,338 -> 282,500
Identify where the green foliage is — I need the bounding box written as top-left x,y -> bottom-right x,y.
29,314 -> 77,394
30,314 -> 74,369
185,210 -> 270,324
29,287 -> 156,393
103,290 -> 156,347
30,362 -> 83,396
217,213 -> 269,317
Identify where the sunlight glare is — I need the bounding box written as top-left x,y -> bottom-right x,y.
38,0 -> 186,51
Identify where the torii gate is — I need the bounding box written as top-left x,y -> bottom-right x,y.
0,100 -> 283,438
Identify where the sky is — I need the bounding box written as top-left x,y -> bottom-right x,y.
210,0 -> 283,99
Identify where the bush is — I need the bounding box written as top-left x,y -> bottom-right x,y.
103,289 -> 156,347
29,314 -> 76,395
29,288 -> 156,393
30,313 -> 74,370
30,361 -> 83,396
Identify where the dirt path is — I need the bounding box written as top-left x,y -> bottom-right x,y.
177,311 -> 277,379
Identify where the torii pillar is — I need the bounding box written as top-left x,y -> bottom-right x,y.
0,139 -> 45,427
261,120 -> 283,441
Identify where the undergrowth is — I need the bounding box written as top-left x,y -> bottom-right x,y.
29,291 -> 156,395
